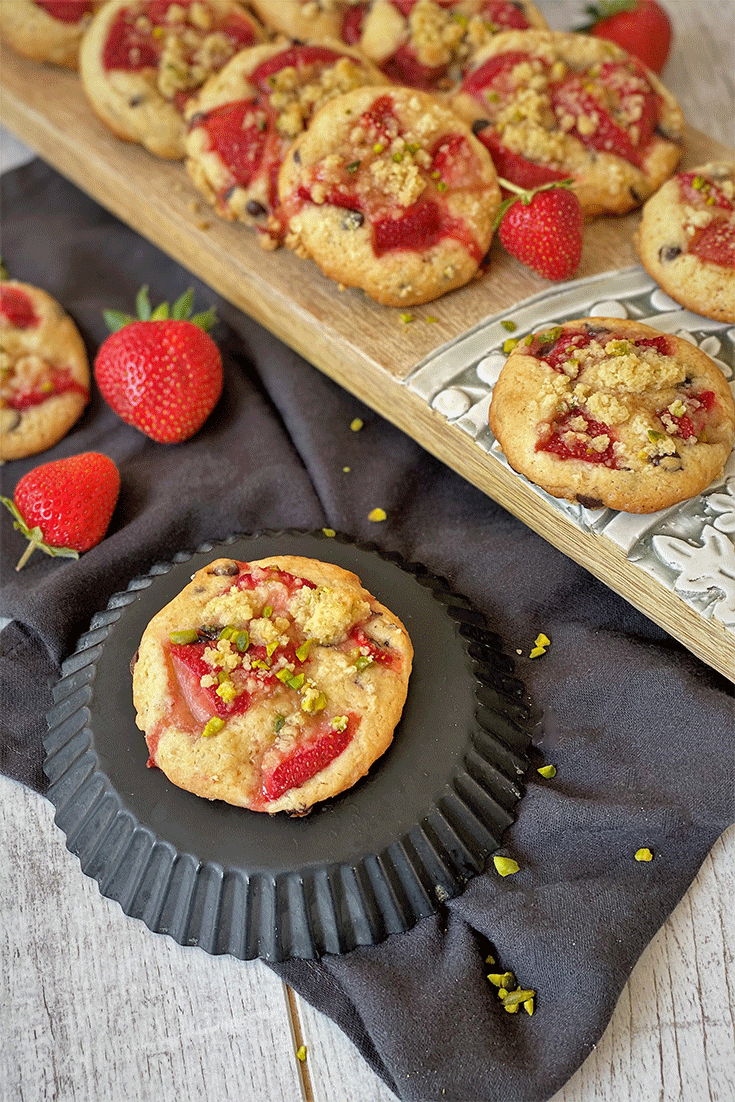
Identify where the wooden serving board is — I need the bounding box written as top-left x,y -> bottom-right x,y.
2,45 -> 734,681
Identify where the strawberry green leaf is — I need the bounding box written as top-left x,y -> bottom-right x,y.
136,285 -> 152,320
0,258 -> 9,279
150,302 -> 170,320
578,0 -> 638,31
103,309 -> 136,333
171,288 -> 194,320
189,307 -> 217,332
0,495 -> 79,571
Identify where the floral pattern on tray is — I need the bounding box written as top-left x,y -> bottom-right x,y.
406,268 -> 735,633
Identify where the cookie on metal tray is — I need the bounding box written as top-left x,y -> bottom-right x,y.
278,85 -> 502,306
450,29 -> 685,217
0,1 -> 104,70
185,39 -> 386,245
0,281 -> 90,462
132,555 -> 413,815
341,0 -> 548,93
488,317 -> 735,514
634,162 -> 735,324
79,0 -> 265,159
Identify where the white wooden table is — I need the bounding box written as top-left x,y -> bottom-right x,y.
1,3 -> 734,1099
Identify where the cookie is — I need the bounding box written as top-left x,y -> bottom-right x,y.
451,29 -> 685,217
0,1 -> 103,70
488,317 -> 735,513
0,281 -> 90,462
249,0 -> 348,40
79,0 -> 265,159
278,85 -> 502,306
342,0 -> 547,93
635,162 -> 735,324
185,39 -> 386,245
132,555 -> 413,815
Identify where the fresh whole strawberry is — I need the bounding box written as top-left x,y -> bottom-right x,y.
494,179 -> 584,281
94,287 -> 222,444
580,0 -> 673,74
1,452 -> 120,571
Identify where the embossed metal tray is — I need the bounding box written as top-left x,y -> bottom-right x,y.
44,531 -> 530,962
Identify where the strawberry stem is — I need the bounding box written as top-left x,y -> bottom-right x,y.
15,539 -> 38,572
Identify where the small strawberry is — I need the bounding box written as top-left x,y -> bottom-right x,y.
1,452 -> 120,571
494,178 -> 584,281
579,0 -> 672,75
94,286 -> 222,444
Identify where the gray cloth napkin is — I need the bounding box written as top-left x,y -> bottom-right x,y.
2,160 -> 733,1102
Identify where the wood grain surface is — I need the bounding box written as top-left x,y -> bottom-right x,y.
1,30 -> 733,681
1,2 -> 734,1100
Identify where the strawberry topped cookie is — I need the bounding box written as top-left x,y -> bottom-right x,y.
1,281 -> 90,462
451,29 -> 685,217
635,163 -> 735,323
489,318 -> 735,513
79,0 -> 265,159
0,1 -> 104,70
185,40 -> 386,245
341,0 -> 547,93
278,86 -> 501,306
132,555 -> 413,814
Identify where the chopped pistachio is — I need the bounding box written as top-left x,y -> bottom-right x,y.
368,507 -> 387,522
322,527 -> 336,538
301,687 -> 327,714
503,337 -> 519,354
216,679 -> 238,703
169,629 -> 199,645
400,312 -> 414,324
274,714 -> 285,733
535,633 -> 551,647
635,848 -> 654,862
342,466 -> 351,473
501,319 -> 517,332
529,645 -> 546,659
296,1045 -> 307,1062
373,142 -> 384,153
296,639 -> 313,662
350,417 -> 363,432
252,658 -> 271,670
392,151 -> 403,163
346,160 -> 361,172
485,954 -> 495,965
487,972 -> 515,988
426,315 -> 439,323
234,630 -> 250,652
331,715 -> 348,731
523,998 -> 534,1015
502,988 -> 536,1010
263,605 -> 273,618
493,855 -> 520,877
276,668 -> 292,684
202,716 -> 225,738
537,764 -> 557,779
436,181 -> 448,193
354,654 -> 374,672
266,640 -> 279,658
504,1002 -> 519,1013
218,625 -> 235,640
